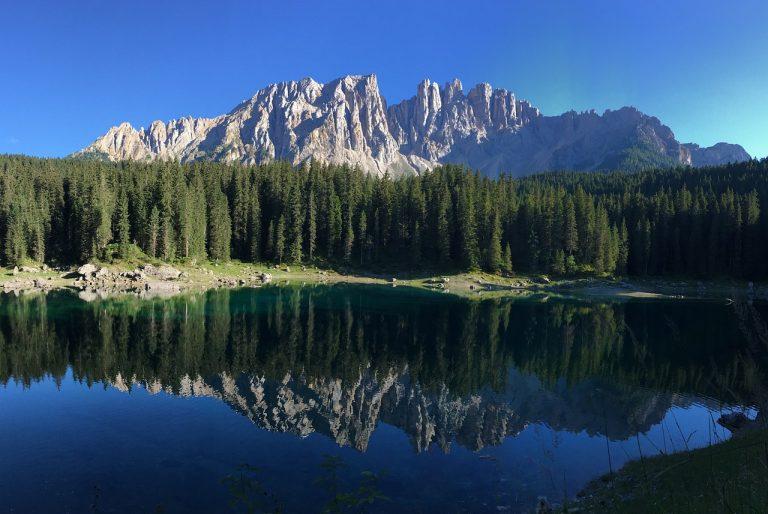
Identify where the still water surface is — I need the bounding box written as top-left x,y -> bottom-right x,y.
0,285 -> 765,512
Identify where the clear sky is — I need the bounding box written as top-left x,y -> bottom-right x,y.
1,0 -> 766,158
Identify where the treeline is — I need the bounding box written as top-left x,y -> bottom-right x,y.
1,287 -> 764,408
1,154 -> 768,278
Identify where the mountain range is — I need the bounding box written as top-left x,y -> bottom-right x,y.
110,367 -> 677,453
74,74 -> 751,176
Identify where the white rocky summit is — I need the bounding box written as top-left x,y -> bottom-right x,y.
75,74 -> 751,177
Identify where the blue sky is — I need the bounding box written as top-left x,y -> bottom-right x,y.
1,0 -> 766,158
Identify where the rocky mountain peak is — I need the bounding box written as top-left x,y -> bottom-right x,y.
682,141 -> 752,167
442,78 -> 463,103
74,74 -> 750,176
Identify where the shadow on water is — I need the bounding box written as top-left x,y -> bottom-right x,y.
0,284 -> 766,512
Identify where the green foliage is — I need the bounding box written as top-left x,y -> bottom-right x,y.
102,243 -> 148,263
0,155 -> 767,278
604,144 -> 679,172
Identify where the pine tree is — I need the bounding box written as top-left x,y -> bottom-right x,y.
617,220 -> 629,274
306,189 -> 317,262
502,242 -> 513,275
266,219 -> 275,260
358,211 -> 367,265
563,197 -> 578,256
552,249 -> 566,275
4,202 -> 26,265
328,192 -> 342,260
527,226 -> 540,271
115,188 -> 131,259
94,172 -> 114,259
246,180 -> 260,262
275,215 -> 286,264
459,188 -> 479,269
207,190 -> 231,261
189,172 -> 208,260
436,184 -> 451,265
288,185 -> 303,264
486,211 -> 503,272
148,206 -> 160,258
593,206 -> 611,273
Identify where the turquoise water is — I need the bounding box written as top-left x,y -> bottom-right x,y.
0,286 -> 764,513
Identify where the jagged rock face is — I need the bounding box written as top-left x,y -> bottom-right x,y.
110,366 -> 673,453
77,75 -> 415,176
75,74 -> 750,176
386,79 -> 540,164
682,142 -> 752,167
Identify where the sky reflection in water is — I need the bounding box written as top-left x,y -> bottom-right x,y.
0,286 -> 764,513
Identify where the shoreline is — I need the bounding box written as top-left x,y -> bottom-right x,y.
0,260 -> 764,302
566,426 -> 768,513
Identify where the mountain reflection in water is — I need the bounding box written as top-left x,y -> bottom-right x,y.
0,285 -> 765,512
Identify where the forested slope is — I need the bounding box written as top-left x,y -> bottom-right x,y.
1,154 -> 766,279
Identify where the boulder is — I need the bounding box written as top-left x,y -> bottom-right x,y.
138,264 -> 182,280
3,279 -> 31,291
144,281 -> 181,294
77,263 -> 98,278
120,270 -> 144,280
155,265 -> 182,280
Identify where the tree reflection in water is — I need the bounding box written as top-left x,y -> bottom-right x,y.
0,285 -> 764,454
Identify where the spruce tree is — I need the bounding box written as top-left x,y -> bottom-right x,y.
328,192 -> 342,260
115,188 -> 131,259
275,215 -> 286,264
459,189 -> 479,269
486,211 -> 503,272
288,185 -> 303,264
148,206 -> 160,258
306,190 -> 317,262
207,190 -> 231,261
436,184 -> 451,265
564,197 -> 578,257
502,242 -> 513,275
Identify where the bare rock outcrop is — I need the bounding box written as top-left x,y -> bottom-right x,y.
682,142 -> 752,167
75,75 -> 750,177
106,366 -> 672,454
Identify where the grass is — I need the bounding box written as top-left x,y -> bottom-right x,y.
0,254 -> 762,302
573,428 -> 768,513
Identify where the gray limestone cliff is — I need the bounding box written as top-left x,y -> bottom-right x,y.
110,367 -> 675,453
75,74 -> 750,176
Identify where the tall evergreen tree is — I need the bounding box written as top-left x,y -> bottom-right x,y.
486,211 -> 503,272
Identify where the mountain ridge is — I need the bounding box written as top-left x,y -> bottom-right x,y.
74,74 -> 751,176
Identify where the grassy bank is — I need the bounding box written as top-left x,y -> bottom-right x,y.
572,428 -> 768,513
0,258 -> 764,301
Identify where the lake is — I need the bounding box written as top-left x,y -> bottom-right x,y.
0,285 -> 765,513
